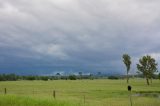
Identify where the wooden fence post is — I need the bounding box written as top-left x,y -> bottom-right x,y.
84,95 -> 85,104
53,90 -> 56,99
4,88 -> 7,94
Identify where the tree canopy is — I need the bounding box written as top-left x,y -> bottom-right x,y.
137,55 -> 158,85
122,54 -> 131,83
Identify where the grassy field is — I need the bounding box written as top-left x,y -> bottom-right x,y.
0,79 -> 160,106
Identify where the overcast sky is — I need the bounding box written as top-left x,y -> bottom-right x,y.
0,0 -> 160,75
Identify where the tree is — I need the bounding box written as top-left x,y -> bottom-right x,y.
122,54 -> 131,83
78,72 -> 82,79
137,55 -> 158,85
108,76 -> 119,80
97,72 -> 101,75
56,73 -> 61,76
40,76 -> 49,81
26,76 -> 36,80
158,73 -> 160,80
89,73 -> 94,80
56,73 -> 61,80
68,75 -> 77,80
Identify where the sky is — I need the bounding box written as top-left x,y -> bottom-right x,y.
0,0 -> 160,75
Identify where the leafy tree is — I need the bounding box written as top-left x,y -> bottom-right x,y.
137,55 -> 158,85
122,54 -> 131,83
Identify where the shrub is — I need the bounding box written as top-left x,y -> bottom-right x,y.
68,75 -> 77,80
108,76 -> 119,80
26,76 -> 36,80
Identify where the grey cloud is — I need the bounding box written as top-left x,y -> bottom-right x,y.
0,0 -> 160,74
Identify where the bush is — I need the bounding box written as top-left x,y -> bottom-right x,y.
108,76 -> 119,80
68,75 -> 77,80
0,74 -> 18,81
26,76 -> 36,80
40,76 -> 49,81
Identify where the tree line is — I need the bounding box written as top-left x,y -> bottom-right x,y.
122,54 -> 160,85
0,74 -> 95,81
0,74 -> 50,81
0,73 -> 159,81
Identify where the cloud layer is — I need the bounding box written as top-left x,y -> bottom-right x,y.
0,0 -> 160,75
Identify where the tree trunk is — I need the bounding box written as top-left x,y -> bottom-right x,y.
127,72 -> 129,83
146,78 -> 149,85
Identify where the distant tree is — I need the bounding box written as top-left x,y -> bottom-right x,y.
26,76 -> 36,80
8,73 -> 17,81
40,76 -> 49,81
89,73 -> 94,80
0,73 -> 19,81
97,72 -> 101,75
78,72 -> 82,79
158,73 -> 160,80
122,54 -> 131,83
97,72 -> 102,78
56,73 -> 61,80
108,76 -> 119,80
68,75 -> 77,80
137,55 -> 158,85
56,73 -> 60,76
0,74 -> 5,81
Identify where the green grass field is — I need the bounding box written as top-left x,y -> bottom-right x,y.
0,79 -> 160,106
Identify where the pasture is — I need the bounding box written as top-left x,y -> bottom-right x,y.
0,79 -> 160,106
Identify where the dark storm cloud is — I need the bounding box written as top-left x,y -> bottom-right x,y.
0,0 -> 160,75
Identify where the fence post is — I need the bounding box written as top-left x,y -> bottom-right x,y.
4,88 -> 7,94
53,90 -> 56,99
84,95 -> 85,104
33,89 -> 34,95
129,91 -> 132,106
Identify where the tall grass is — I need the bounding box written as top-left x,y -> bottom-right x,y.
0,95 -> 79,106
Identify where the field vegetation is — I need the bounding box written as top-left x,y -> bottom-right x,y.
0,79 -> 160,106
